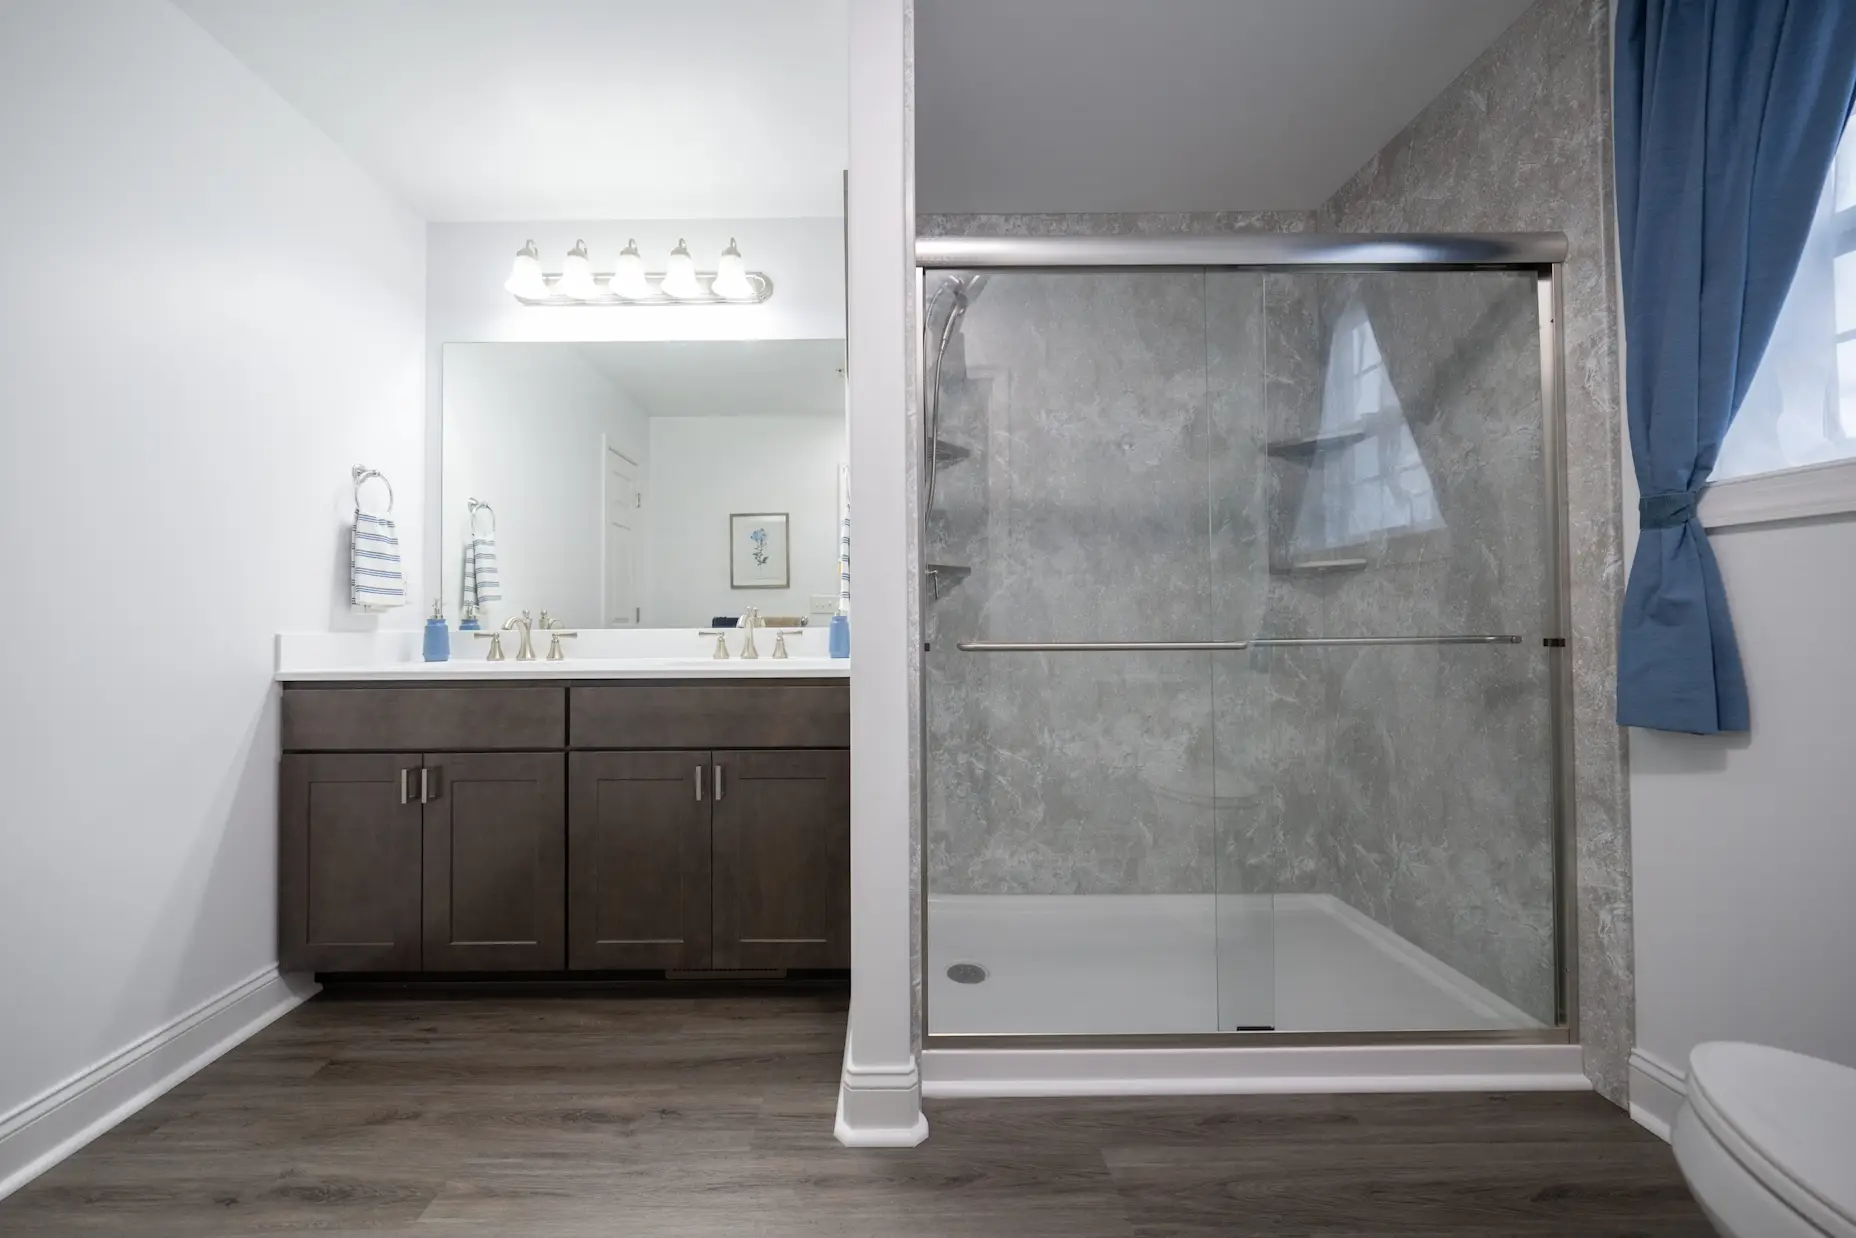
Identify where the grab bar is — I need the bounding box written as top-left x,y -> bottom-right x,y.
955,634 -> 1522,652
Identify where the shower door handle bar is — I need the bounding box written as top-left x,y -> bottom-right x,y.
955,635 -> 1522,653
956,640 -> 1253,652
1249,634 -> 1523,648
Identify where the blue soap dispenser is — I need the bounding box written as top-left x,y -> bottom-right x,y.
423,600 -> 451,662
828,609 -> 850,659
459,605 -> 481,631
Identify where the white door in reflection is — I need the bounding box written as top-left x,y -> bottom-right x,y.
604,443 -> 639,626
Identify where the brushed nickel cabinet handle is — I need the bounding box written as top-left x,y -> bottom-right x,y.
419,767 -> 431,804
714,763 -> 724,801
695,765 -> 704,802
400,768 -> 410,805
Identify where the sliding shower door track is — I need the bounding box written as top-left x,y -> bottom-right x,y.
924,1027 -> 1573,1051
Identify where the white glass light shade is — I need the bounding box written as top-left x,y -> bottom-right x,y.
503,239 -> 548,300
710,238 -> 755,300
661,239 -> 703,300
610,239 -> 653,299
557,239 -> 599,300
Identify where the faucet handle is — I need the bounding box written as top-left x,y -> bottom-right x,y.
772,630 -> 805,660
546,630 -> 577,661
475,631 -> 506,661
698,630 -> 732,660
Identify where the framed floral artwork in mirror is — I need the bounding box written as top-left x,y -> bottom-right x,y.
730,512 -> 790,589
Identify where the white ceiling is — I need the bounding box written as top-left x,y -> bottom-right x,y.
575,341 -> 846,419
173,0 -> 849,222
915,0 -> 1537,214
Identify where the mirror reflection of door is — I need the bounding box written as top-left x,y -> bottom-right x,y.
604,443 -> 638,626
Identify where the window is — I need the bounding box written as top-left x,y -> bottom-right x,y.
1291,300 -> 1443,553
1715,117 -> 1856,479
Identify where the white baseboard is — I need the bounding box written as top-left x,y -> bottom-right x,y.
922,1041 -> 1590,1098
835,1033 -> 929,1147
0,966 -> 318,1201
1629,1048 -> 1688,1143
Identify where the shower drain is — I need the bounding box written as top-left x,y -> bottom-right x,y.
945,962 -> 989,985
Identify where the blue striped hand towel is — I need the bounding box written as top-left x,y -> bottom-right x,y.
463,533 -> 500,612
350,509 -> 405,610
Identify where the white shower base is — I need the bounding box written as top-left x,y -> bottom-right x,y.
927,893 -> 1543,1037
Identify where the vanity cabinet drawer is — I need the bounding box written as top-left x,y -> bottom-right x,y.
570,682 -> 849,750
282,686 -> 567,752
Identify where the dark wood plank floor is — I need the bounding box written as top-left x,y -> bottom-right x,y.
0,990 -> 1711,1236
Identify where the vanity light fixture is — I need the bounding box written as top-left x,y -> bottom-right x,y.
505,239 -> 772,305
610,239 -> 653,300
660,239 -> 703,300
710,238 -> 755,301
503,239 -> 548,300
557,239 -> 600,301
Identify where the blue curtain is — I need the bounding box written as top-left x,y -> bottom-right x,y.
1614,0 -> 1856,734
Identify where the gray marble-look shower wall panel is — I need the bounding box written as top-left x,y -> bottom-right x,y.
1318,0 -> 1630,1102
930,654 -> 1216,895
1207,271 -> 1271,636
925,268 -> 1220,896
1264,266 -> 1555,1019
955,272 -> 1212,641
1212,274 -> 1348,902
1318,644 -> 1557,1024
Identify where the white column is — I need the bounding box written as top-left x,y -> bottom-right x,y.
837,0 -> 925,1148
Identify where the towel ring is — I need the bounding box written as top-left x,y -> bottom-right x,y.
352,465 -> 394,514
468,497 -> 497,535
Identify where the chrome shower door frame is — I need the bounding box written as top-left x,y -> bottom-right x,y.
915,233 -> 1577,1051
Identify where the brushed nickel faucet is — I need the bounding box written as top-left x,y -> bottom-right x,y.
502,611 -> 536,661
544,617 -> 576,661
738,607 -> 762,660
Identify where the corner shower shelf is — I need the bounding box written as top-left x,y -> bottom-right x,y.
926,563 -> 972,586
931,438 -> 972,470
1264,415 -> 1391,459
1271,557 -> 1369,576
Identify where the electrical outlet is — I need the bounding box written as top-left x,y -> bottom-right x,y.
809,594 -> 839,616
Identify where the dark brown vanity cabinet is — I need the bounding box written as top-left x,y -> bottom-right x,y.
709,750 -> 851,969
279,753 -> 424,972
279,750 -> 566,972
566,748 -> 851,971
421,752 -> 565,971
567,750 -> 714,970
278,681 -> 849,976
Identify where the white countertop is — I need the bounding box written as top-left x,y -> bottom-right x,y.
274,627 -> 850,681
278,657 -> 848,682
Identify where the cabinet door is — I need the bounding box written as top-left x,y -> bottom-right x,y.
567,751 -> 712,970
279,754 -> 422,972
711,750 -> 850,969
421,752 -> 565,971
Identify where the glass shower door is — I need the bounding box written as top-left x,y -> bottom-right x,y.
1208,268 -> 1559,1034
922,258 -> 1562,1040
923,267 -> 1272,1036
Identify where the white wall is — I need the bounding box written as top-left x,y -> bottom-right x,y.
836,0 -> 924,1146
442,346 -> 649,628
424,218 -> 845,599
0,0 -> 425,1186
646,416 -> 846,628
1629,514 -> 1856,1094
